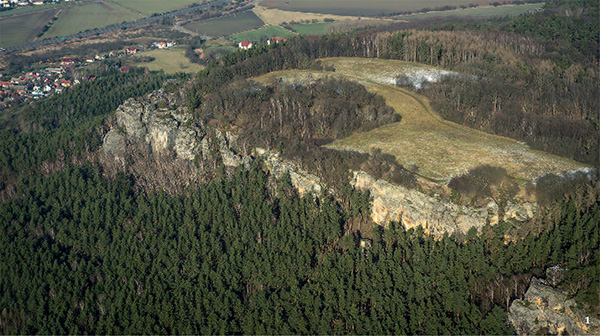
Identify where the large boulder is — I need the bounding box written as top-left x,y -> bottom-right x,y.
509,277 -> 599,335
108,93 -> 201,160
258,150 -> 322,196
115,98 -> 145,140
102,129 -> 126,156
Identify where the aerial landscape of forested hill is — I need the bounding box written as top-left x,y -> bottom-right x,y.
0,0 -> 598,334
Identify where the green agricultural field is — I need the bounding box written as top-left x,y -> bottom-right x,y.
183,10 -> 264,37
231,25 -> 295,42
130,47 -> 204,74
254,58 -> 587,183
0,2 -> 69,17
0,10 -> 58,47
290,22 -> 329,35
260,0 -> 500,16
395,3 -> 544,19
108,0 -> 203,15
43,2 -> 142,38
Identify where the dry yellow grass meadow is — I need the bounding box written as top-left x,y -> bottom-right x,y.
255,58 -> 587,183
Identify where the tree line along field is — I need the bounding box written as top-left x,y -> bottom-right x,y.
260,0 -> 502,16
231,26 -> 295,43
107,0 -> 205,15
183,10 -> 265,37
393,3 -> 544,20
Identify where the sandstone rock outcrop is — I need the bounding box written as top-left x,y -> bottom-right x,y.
509,277 -> 599,335
258,150 -> 322,195
352,171 -> 536,235
112,94 -> 201,160
102,129 -> 126,156
214,129 -> 243,167
105,93 -> 323,196
106,90 -> 538,237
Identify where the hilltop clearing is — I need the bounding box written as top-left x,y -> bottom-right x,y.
255,58 -> 587,183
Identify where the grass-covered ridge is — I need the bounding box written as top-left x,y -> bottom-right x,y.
255,58 -> 587,183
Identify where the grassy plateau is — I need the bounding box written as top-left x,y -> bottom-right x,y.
254,58 -> 587,183
130,47 -> 204,74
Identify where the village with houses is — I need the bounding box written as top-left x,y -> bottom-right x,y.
238,36 -> 285,50
0,41 -> 176,110
0,34 -> 292,109
0,0 -> 69,9
0,35 -> 292,110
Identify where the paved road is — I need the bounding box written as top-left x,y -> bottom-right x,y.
1,0 -> 232,53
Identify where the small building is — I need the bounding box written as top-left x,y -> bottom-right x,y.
84,57 -> 95,63
238,41 -> 253,50
46,67 -> 64,74
267,37 -> 286,45
153,42 -> 167,49
61,57 -> 77,66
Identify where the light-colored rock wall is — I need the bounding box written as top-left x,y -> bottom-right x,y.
258,150 -> 322,195
509,277 -> 599,335
108,92 -> 538,237
352,171 -> 536,235
112,96 -> 200,160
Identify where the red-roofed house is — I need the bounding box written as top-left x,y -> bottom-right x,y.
61,57 -> 77,65
267,37 -> 286,45
238,41 -> 253,50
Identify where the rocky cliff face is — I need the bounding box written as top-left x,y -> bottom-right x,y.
112,95 -> 202,160
103,92 -> 322,195
352,171 -> 536,235
509,277 -> 599,335
104,90 -> 537,236
257,149 -> 322,195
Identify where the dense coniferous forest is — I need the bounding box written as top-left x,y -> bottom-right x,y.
1,163 -> 598,334
1,0 -> 598,334
0,68 -> 177,200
